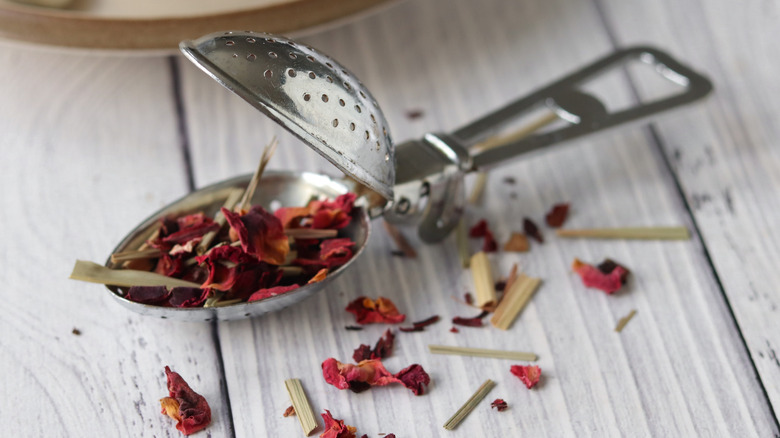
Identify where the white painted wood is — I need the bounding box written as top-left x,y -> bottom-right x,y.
0,52 -> 233,436
179,0 -> 778,436
596,0 -> 780,422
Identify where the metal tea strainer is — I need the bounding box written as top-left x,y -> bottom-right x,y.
106,31 -> 712,321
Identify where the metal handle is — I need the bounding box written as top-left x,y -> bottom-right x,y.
457,46 -> 713,169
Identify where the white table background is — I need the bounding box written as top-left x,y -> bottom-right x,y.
1,0 -> 779,436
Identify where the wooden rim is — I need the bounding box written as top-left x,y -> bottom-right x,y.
0,0 -> 394,50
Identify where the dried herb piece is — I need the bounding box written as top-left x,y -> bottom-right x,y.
70,260 -> 201,289
572,258 -> 630,294
283,405 -> 296,417
545,203 -> 569,228
490,274 -> 542,330
503,233 -> 529,252
429,345 -> 537,361
452,310 -> 489,327
523,218 -> 543,243
320,410 -> 357,438
510,365 -> 541,389
285,378 -> 318,435
308,268 -> 328,284
470,252 -> 496,309
321,358 -> 430,395
345,297 -> 406,324
71,328 -> 81,336
615,309 -> 638,332
160,366 -> 211,435
491,399 -> 508,411
556,226 -> 689,240
443,379 -> 495,430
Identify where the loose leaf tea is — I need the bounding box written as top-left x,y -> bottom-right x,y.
510,365 -> 541,389
321,358 -> 430,395
572,258 -> 630,294
160,366 -> 211,436
320,410 -> 357,438
523,218 -> 543,243
545,203 -> 570,228
345,297 -> 406,324
491,399 -> 508,411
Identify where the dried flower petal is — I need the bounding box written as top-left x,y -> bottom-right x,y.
464,292 -> 474,305
320,410 -> 357,438
310,193 -> 357,230
283,405 -> 296,417
510,365 -> 541,389
469,219 -> 489,238
197,245 -> 281,300
352,329 -> 394,362
319,238 -> 355,267
247,284 -> 300,302
400,315 -> 440,332
545,203 -> 569,228
308,268 -> 328,284
321,358 -> 429,395
394,364 -> 431,395
345,296 -> 406,324
125,286 -> 170,304
503,232 -> 529,252
161,366 -> 211,435
352,344 -> 373,363
482,230 -> 498,252
345,326 -> 363,331
572,258 -> 630,294
168,287 -> 210,308
523,218 -> 543,243
491,399 -> 508,411
222,206 -> 290,265
152,213 -> 219,252
452,310 -> 489,327
450,327 -> 459,333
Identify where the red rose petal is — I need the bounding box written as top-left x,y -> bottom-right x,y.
545,203 -> 569,228
168,287 -> 210,308
320,410 -> 357,438
523,218 -> 543,243
572,258 -> 630,294
491,398 -> 508,411
393,364 -> 430,395
247,284 -> 300,302
469,219 -> 489,238
345,296 -> 406,324
222,206 -> 289,265
510,365 -> 541,389
161,366 -> 211,435
452,310 -> 489,327
125,286 -> 170,305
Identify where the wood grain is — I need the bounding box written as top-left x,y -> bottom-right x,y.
0,53 -> 233,435
178,0 -> 778,435
596,0 -> 780,424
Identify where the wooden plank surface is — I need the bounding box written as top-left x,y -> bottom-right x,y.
177,0 -> 778,436
596,0 -> 780,420
0,54 -> 233,435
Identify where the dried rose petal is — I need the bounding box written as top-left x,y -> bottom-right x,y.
154,253 -> 185,277
308,268 -> 328,284
394,364 -> 431,395
222,206 -> 290,265
320,238 -> 355,267
283,405 -> 296,417
469,219 -> 489,238
274,205 -> 315,229
351,329 -> 394,362
168,287 -> 210,308
161,366 -> 211,435
247,284 -> 300,302
320,410 -> 357,438
464,292 -> 474,305
125,286 -> 170,305
572,258 -> 630,294
322,358 -> 399,393
510,365 -> 541,389
345,296 -> 406,324
503,232 -> 529,252
491,399 -> 508,411
450,327 -> 459,333
399,315 -> 440,332
482,230 -> 498,252
545,203 -> 569,228
452,310 -> 489,327
310,193 -> 357,230
523,218 -> 543,243
197,245 -> 281,300
151,213 -> 219,252
321,358 -> 429,395
352,344 -> 373,363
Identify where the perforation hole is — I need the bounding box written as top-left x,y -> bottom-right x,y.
264,69 -> 272,78
289,52 -> 297,59
246,37 -> 256,43
268,51 -> 277,58
365,131 -> 370,140
339,99 -> 345,107
355,105 -> 362,113
303,93 -> 311,101
344,82 -> 351,90
326,62 -> 333,68
247,53 -> 257,61
308,72 -> 316,79
332,119 -> 339,127
385,153 -> 390,161
322,94 -> 329,103
326,76 -> 333,83
370,114 -> 376,124
288,69 -> 296,77
376,141 -> 381,150
359,91 -> 366,98
350,122 -> 356,131
307,55 -> 315,62
226,40 -> 235,46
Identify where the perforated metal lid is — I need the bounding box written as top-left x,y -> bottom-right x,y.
180,31 -> 395,200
